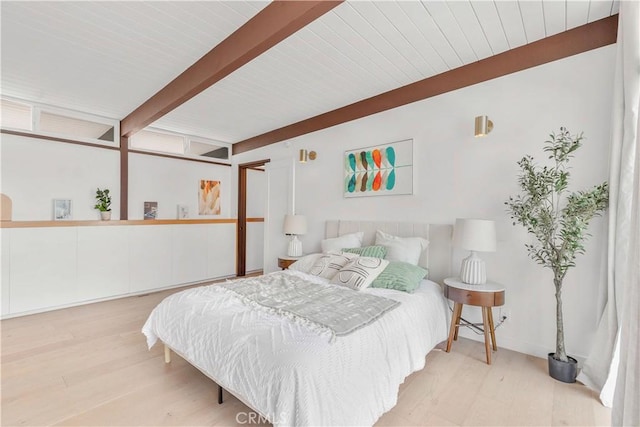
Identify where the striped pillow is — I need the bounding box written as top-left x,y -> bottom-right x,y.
342,245 -> 387,259
309,252 -> 359,280
288,253 -> 324,274
330,257 -> 389,291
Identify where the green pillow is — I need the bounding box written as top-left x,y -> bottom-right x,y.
371,261 -> 428,293
342,245 -> 387,259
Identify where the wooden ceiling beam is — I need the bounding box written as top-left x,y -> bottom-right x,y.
233,14 -> 618,155
120,0 -> 343,138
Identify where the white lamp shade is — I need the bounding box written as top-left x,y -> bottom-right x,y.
453,218 -> 497,252
283,214 -> 307,235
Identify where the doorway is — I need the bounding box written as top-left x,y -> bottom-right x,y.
237,159 -> 269,276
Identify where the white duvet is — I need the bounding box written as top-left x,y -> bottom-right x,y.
142,270 -> 450,426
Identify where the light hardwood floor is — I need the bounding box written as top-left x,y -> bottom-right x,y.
1,283 -> 611,426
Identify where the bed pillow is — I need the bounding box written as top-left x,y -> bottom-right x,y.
288,253 -> 324,274
374,230 -> 429,265
371,261 -> 428,293
342,245 -> 387,259
330,257 -> 389,291
308,251 -> 359,280
321,232 -> 364,253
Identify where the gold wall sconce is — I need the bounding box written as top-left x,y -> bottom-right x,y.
474,116 -> 493,137
299,149 -> 317,163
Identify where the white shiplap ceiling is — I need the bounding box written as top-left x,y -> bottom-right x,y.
1,1 -> 269,119
1,1 -> 619,145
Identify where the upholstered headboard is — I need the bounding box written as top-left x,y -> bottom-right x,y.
325,220 -> 453,283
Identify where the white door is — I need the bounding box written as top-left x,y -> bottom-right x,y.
263,157 -> 295,273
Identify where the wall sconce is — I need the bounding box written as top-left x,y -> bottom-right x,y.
474,116 -> 493,137
299,149 -> 317,163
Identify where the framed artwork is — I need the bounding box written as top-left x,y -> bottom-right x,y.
144,201 -> 158,220
177,204 -> 189,219
53,199 -> 72,220
198,180 -> 221,215
344,138 -> 413,198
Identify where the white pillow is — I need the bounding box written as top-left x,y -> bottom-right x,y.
308,251 -> 359,280
321,232 -> 364,252
288,253 -> 324,274
374,230 -> 429,266
330,257 -> 389,291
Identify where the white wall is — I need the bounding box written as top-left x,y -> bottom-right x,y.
129,153 -> 231,219
2,223 -> 235,316
0,135 -> 237,317
0,134 -> 120,220
0,135 -> 233,221
233,45 -> 616,361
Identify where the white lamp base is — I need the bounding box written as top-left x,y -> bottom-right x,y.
287,235 -> 302,257
460,251 -> 486,285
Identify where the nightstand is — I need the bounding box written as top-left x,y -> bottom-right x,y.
443,277 -> 505,365
278,256 -> 301,270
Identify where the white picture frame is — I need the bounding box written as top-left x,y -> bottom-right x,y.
177,204 -> 189,219
53,199 -> 72,220
344,138 -> 413,198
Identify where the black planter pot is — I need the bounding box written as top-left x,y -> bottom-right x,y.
548,353 -> 578,383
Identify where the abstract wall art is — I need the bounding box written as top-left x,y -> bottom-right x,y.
344,139 -> 413,198
198,180 -> 221,215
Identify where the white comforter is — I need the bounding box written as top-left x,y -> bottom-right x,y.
142,270 -> 449,426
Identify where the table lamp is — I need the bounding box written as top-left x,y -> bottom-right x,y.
453,218 -> 497,285
283,214 -> 307,257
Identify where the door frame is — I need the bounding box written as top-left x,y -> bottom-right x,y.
237,159 -> 270,276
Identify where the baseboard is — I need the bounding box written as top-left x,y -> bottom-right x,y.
457,329 -> 587,366
1,274 -> 237,319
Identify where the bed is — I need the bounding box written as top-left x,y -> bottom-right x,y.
142,220 -> 453,426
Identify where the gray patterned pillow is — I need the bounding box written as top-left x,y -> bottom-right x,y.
330,257 -> 389,291
288,253 -> 324,273
309,252 -> 359,280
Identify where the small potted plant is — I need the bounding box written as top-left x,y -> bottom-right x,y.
94,188 -> 112,220
505,127 -> 608,383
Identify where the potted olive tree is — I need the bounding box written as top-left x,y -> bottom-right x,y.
94,188 -> 112,220
505,127 -> 608,383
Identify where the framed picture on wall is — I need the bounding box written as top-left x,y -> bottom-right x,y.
177,204 -> 189,219
198,180 -> 221,215
144,201 -> 158,220
53,199 -> 72,220
344,138 -> 413,198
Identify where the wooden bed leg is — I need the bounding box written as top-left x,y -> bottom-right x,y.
218,385 -> 223,404
164,344 -> 171,364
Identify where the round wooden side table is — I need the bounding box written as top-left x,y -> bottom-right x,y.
277,256 -> 300,270
443,277 -> 505,365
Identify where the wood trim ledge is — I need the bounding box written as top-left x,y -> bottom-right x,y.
128,149 -> 232,167
0,219 -> 238,228
0,218 -> 264,228
1,129 -> 120,151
